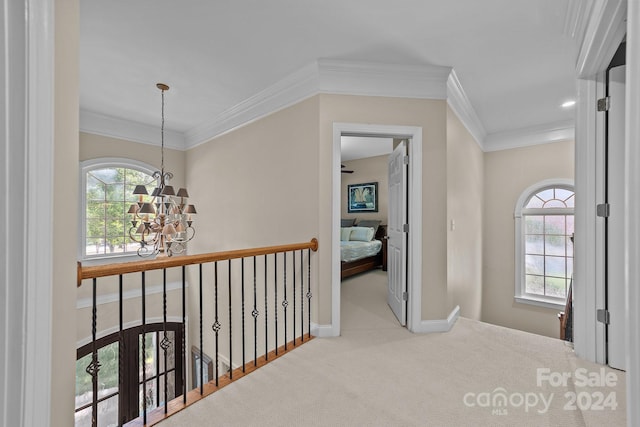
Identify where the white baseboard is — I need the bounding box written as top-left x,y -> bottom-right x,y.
311,323 -> 338,337
413,305 -> 460,333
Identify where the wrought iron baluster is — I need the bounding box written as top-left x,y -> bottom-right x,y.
228,259 -> 233,380
88,278 -> 100,427
241,258 -> 246,372
162,268 -> 169,413
264,254 -> 268,361
182,266 -> 186,404
213,262 -> 220,387
118,275 -> 124,426
283,252 -> 288,351
274,253 -> 278,356
300,250 -> 304,342
141,272 -> 147,424
199,263 -> 204,395
252,256 -> 258,366
307,248 -> 312,338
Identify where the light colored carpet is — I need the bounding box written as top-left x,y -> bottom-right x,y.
160,269 -> 627,426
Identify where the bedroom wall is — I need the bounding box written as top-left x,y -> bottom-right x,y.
482,139 -> 574,338
319,94 -> 449,321
446,106 -> 483,321
341,155 -> 389,225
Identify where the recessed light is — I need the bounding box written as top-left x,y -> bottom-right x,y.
562,100 -> 576,108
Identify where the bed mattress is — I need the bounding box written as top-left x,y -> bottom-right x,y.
340,240 -> 382,263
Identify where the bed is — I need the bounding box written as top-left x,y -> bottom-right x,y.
340,221 -> 387,279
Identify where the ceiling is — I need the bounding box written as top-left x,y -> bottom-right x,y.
80,0 -> 588,151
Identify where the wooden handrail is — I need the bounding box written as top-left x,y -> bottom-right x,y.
78,238 -> 318,286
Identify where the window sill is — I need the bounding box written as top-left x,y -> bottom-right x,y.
80,253 -> 155,266
515,295 -> 566,311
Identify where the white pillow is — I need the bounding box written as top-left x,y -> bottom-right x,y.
340,227 -> 353,241
350,226 -> 375,242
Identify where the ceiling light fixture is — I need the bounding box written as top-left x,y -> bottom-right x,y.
562,100 -> 576,108
128,83 -> 196,257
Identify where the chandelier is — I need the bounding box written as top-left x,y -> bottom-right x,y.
128,83 -> 196,257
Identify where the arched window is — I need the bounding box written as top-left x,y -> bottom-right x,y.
514,179 -> 574,309
80,158 -> 157,261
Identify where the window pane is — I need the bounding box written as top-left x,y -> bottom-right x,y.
526,255 -> 544,275
86,201 -> 105,218
86,175 -> 105,200
74,406 -> 92,427
545,276 -> 567,298
525,235 -> 544,255
107,183 -> 125,201
75,353 -> 93,409
97,395 -> 119,427
537,188 -> 554,202
545,235 -> 565,256
141,380 -> 158,413
91,168 -> 119,184
140,332 -> 157,382
544,215 -> 565,235
555,188 -> 574,201
544,199 -> 566,208
98,342 -> 119,399
526,275 -> 544,295
567,236 -> 574,257
566,215 -> 574,235
526,196 -> 544,208
565,195 -> 575,208
545,256 -> 566,277
525,216 -> 543,234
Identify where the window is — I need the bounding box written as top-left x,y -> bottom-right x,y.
80,158 -> 156,260
514,180 -> 574,309
75,323 -> 184,426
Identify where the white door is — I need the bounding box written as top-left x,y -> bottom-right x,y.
387,141 -> 408,325
607,65 -> 626,370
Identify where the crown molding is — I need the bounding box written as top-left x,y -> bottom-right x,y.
183,60 -> 452,148
316,59 -> 451,99
80,109 -> 185,150
184,61 -> 320,148
483,120 -> 575,152
446,70 -> 487,151
576,0 -> 626,78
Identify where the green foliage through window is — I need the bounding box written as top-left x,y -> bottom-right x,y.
84,166 -> 155,257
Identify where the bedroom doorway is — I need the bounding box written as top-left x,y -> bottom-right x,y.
332,123 -> 423,336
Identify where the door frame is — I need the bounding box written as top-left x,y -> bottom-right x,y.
332,123 -> 422,335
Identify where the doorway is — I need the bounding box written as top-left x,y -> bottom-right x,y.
331,123 -> 423,336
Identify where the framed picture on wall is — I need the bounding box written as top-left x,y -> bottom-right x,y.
347,182 -> 378,213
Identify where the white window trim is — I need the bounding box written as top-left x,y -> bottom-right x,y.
79,157 -> 157,265
514,178 -> 575,310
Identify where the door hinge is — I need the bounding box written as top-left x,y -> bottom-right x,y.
402,291 -> 408,301
403,155 -> 410,165
597,309 -> 610,325
597,97 -> 610,112
597,203 -> 610,218
402,223 -> 409,233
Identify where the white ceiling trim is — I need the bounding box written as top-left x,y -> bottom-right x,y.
483,120 -> 575,152
446,70 -> 487,151
184,59 -> 452,149
80,59 -> 576,153
79,109 -> 185,150
576,0 -> 627,78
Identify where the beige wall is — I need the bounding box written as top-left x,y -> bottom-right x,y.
482,140 -> 574,338
341,155 -> 388,224
319,94 -> 449,321
185,96 -> 321,348
446,107 -> 484,320
52,0 -> 79,425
